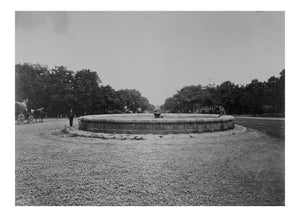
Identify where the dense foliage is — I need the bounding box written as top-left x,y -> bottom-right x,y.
162,69 -> 285,116
15,63 -> 154,117
16,63 -> 284,117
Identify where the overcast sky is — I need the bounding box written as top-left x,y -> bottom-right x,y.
15,11 -> 284,105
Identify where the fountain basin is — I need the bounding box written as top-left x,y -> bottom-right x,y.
78,113 -> 234,134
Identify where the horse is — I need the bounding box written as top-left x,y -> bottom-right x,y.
32,107 -> 46,122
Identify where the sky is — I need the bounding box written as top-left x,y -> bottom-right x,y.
15,11 -> 284,105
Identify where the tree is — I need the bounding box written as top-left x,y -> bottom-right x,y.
162,69 -> 285,116
99,85 -> 123,113
163,85 -> 214,113
73,69 -> 102,115
15,63 -> 156,116
116,89 -> 154,113
15,63 -> 49,109
44,66 -> 75,115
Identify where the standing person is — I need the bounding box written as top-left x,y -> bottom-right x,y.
68,109 -> 75,127
218,106 -> 226,117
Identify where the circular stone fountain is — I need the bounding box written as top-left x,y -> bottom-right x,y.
78,113 -> 234,134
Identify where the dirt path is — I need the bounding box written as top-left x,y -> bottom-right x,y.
234,117 -> 284,139
234,116 -> 284,121
15,119 -> 284,206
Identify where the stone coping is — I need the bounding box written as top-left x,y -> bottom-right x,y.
79,113 -> 234,124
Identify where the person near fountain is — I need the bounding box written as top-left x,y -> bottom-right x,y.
218,106 -> 226,117
68,109 -> 75,127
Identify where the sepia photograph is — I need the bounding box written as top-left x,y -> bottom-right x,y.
14,11 -> 285,206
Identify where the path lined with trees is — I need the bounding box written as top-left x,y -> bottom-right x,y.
162,70 -> 285,116
15,63 -> 154,117
16,63 -> 284,118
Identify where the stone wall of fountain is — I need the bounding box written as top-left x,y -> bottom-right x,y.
78,113 -> 235,134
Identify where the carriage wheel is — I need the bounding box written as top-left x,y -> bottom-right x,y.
28,115 -> 34,123
17,114 -> 25,124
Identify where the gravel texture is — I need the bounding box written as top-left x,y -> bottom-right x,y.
57,123 -> 246,140
15,118 -> 284,206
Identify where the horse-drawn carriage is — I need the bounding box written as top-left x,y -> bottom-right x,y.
15,99 -> 34,124
15,99 -> 47,124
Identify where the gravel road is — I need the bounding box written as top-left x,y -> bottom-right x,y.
234,116 -> 284,139
15,118 -> 284,206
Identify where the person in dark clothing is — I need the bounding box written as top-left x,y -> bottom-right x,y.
68,109 -> 75,127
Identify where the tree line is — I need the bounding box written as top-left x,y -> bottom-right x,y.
162,69 -> 285,116
15,63 -> 155,117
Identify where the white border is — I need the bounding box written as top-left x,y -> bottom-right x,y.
1,0 -> 299,217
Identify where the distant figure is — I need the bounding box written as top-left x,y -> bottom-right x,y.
218,106 -> 226,117
68,109 -> 75,127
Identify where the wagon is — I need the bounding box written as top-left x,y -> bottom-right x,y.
15,101 -> 34,124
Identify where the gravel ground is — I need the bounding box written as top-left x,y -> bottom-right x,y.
15,118 -> 284,206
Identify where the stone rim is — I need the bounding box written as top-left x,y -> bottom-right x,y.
79,113 -> 234,123
78,113 -> 235,134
